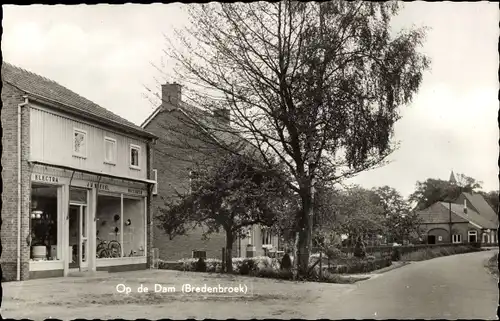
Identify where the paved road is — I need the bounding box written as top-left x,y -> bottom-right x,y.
324,250 -> 499,319
2,250 -> 498,320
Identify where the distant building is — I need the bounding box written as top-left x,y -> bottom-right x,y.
417,192 -> 497,245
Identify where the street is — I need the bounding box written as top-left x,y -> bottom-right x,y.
2,250 -> 498,320
327,249 -> 499,319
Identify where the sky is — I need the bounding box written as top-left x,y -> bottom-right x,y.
2,2 -> 499,198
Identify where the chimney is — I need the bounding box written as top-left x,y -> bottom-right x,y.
464,199 -> 468,215
161,83 -> 182,107
213,108 -> 230,125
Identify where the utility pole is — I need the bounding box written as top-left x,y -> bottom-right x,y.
448,201 -> 452,243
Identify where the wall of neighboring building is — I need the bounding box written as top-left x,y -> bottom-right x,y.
1,83 -> 31,281
239,225 -> 280,257
146,107 -> 231,261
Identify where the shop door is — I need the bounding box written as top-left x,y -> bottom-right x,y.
69,204 -> 89,270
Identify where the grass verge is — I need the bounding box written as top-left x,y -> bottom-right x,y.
485,252 -> 498,278
399,245 -> 483,261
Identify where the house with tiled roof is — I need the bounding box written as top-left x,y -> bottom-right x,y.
1,62 -> 157,281
141,83 -> 280,261
417,193 -> 498,245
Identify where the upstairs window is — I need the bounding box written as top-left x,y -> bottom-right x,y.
104,137 -> 117,164
73,128 -> 87,158
130,144 -> 141,169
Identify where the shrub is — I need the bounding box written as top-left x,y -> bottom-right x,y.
280,253 -> 292,270
255,267 -> 293,280
239,259 -> 256,275
195,257 -> 207,272
366,255 -> 376,263
328,257 -> 391,274
391,247 -> 401,261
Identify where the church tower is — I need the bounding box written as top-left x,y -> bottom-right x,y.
449,170 -> 457,184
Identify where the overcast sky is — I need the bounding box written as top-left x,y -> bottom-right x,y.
2,2 -> 498,197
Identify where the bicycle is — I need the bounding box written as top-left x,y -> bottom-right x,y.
96,237 -> 122,258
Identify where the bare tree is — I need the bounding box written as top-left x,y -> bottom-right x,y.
156,1 -> 430,276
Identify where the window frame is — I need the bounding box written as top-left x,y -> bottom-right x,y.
468,230 -> 478,243
104,136 -> 117,165
73,128 -> 88,158
129,144 -> 141,170
452,234 -> 462,244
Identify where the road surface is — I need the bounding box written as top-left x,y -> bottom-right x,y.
324,249 -> 499,319
2,250 -> 498,320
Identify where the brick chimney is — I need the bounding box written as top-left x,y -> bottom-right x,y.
161,83 -> 182,107
213,108 -> 230,125
464,199 -> 468,215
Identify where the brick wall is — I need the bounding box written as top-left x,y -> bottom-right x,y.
145,106 -> 231,261
420,222 -> 482,244
1,83 -> 31,281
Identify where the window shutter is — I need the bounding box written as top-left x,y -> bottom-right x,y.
152,169 -> 158,195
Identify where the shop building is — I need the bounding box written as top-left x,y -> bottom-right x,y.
1,63 -> 157,281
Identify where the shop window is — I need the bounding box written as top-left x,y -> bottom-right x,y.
96,194 -> 123,258
122,197 -> 146,257
73,128 -> 87,158
30,184 -> 59,261
452,234 -> 462,243
104,137 -> 117,164
130,144 -> 141,169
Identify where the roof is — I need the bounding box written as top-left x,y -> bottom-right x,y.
2,62 -> 156,139
142,100 -> 258,156
418,201 -> 497,230
461,192 -> 498,226
441,202 -> 497,230
417,202 -> 469,224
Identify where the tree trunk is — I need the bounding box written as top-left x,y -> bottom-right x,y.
225,230 -> 234,273
296,186 -> 315,277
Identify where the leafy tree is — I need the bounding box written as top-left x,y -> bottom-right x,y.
331,186 -> 386,256
157,153 -> 289,273
372,186 -> 422,243
478,190 -> 499,213
410,174 -> 483,210
161,1 -> 430,275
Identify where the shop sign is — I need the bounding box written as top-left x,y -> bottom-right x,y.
86,182 -> 110,191
127,188 -> 144,196
32,174 -> 59,183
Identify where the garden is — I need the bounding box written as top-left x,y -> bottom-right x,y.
157,242 -> 487,284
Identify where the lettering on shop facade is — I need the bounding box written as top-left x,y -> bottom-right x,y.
32,172 -> 146,196
127,188 -> 143,195
86,182 -> 110,190
33,174 -> 59,183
